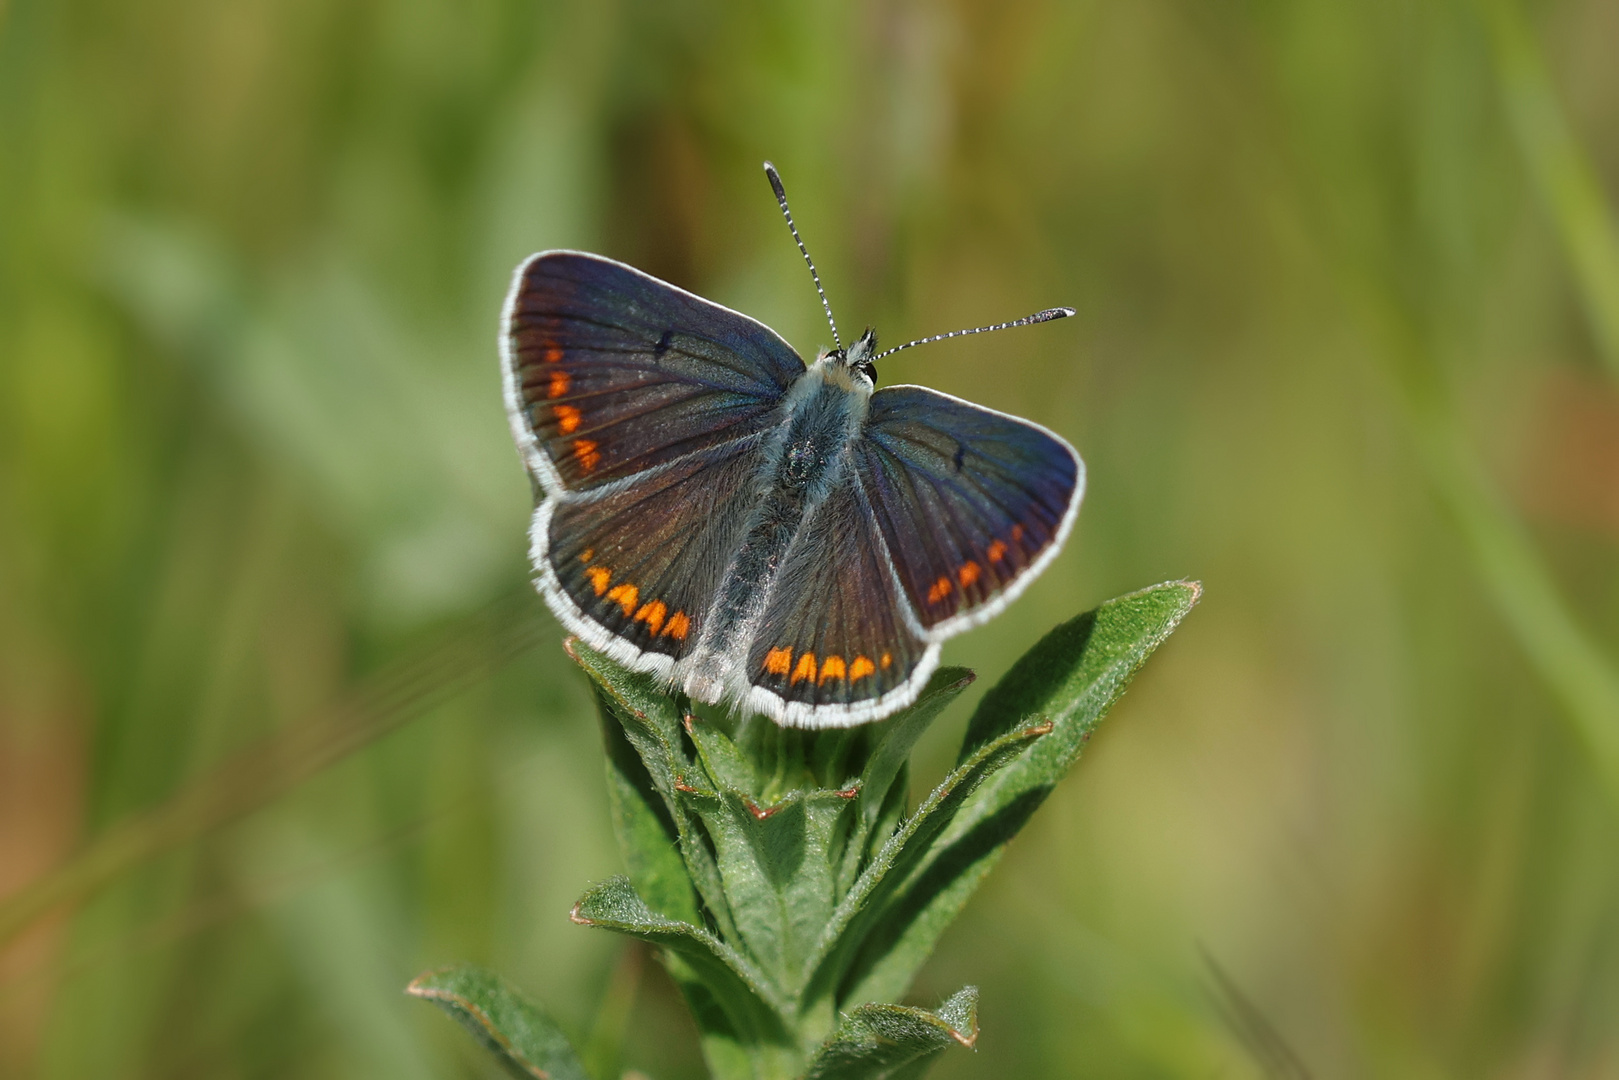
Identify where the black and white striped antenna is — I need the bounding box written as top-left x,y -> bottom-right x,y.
764,162 -> 842,352
873,306 -> 1075,361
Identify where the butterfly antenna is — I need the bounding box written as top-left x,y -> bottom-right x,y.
764,161 -> 842,351
873,306 -> 1076,361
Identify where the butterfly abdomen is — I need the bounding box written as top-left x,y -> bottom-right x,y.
679,366 -> 867,705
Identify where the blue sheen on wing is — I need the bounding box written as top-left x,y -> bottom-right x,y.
507,252 -> 805,490
853,387 -> 1080,631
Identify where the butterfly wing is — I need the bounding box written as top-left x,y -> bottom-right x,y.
537,434 -> 773,674
502,250 -> 806,493
743,477 -> 938,728
852,386 -> 1084,639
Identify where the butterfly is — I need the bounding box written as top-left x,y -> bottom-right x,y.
501,163 -> 1084,727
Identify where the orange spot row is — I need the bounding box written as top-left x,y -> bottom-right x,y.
554,403 -> 581,434
574,439 -> 600,471
606,583 -> 639,616
582,565 -> 690,641
547,369 -> 570,398
763,648 -> 879,686
634,599 -> 667,635
922,525 -> 1037,606
792,652 -> 817,685
543,344 -> 564,363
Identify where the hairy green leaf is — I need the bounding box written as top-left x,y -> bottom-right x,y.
571,876 -> 792,1040
840,581 -> 1200,1005
570,640 -> 738,941
801,986 -> 978,1080
681,787 -> 855,995
804,720 -> 1053,1005
406,965 -> 590,1080
837,669 -> 975,894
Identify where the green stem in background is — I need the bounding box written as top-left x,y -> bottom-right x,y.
1352,286 -> 1619,805
1477,0 -> 1619,380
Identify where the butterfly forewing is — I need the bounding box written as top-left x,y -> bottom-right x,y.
854,386 -> 1082,636
505,252 -> 805,492
544,437 -> 771,665
745,478 -> 934,725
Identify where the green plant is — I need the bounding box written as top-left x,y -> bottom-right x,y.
409,581 -> 1199,1079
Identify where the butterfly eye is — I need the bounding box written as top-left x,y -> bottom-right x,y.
858,359 -> 878,386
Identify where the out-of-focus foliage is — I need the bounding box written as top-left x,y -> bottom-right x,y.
2,0 -> 1618,1077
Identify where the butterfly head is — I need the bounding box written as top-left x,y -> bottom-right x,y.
834,327 -> 879,388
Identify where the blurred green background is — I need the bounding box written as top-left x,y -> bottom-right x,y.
5,0 -> 1619,1076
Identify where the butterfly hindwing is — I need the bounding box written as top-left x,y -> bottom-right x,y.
503,251 -> 805,493
540,436 -> 772,669
853,386 -> 1083,637
745,475 -> 936,726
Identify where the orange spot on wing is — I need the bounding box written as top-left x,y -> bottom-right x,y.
849,656 -> 876,681
634,599 -> 667,635
791,651 -> 818,685
986,539 -> 1007,563
663,611 -> 691,640
880,652 -> 892,670
580,548 -> 594,563
574,439 -> 600,471
764,647 -> 792,677
927,576 -> 953,604
554,404 -> 581,433
818,655 -> 846,684
547,369 -> 570,398
543,344 -> 564,363
1011,524 -> 1025,542
957,561 -> 981,588
586,566 -> 611,595
606,583 -> 639,615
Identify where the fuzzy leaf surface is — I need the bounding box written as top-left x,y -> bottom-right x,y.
570,640 -> 738,940
804,719 -> 1052,1004
683,787 -> 854,995
839,581 -> 1200,1005
838,669 -> 974,893
801,986 -> 978,1080
406,965 -> 590,1080
571,875 -> 792,1039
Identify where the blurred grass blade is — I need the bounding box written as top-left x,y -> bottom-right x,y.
1400,355 -> 1619,799
802,986 -> 977,1080
1201,950 -> 1313,1080
838,582 -> 1201,1006
406,965 -> 591,1080
0,591 -> 546,951
1478,0 -> 1619,379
